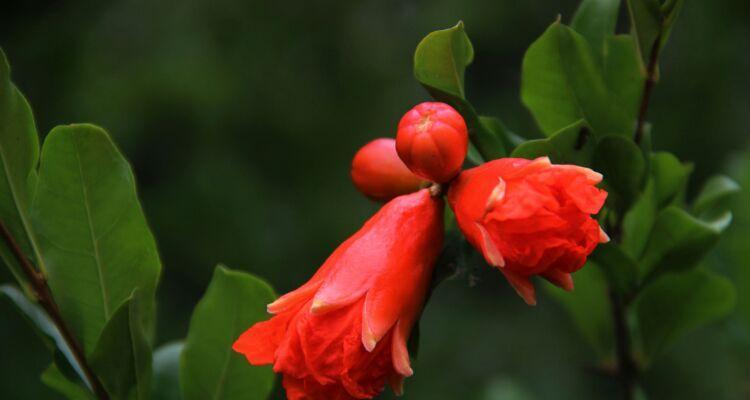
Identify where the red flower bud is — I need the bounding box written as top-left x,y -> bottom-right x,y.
234,189 -> 444,399
396,102 -> 468,183
447,157 -> 608,305
351,138 -> 427,201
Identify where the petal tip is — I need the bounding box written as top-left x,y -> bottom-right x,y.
484,177 -> 507,213
309,298 -> 328,314
362,326 -> 379,352
599,226 -> 611,243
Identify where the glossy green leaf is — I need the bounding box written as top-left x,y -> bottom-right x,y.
89,293 -> 152,400
640,206 -> 727,279
31,124 -> 161,353
636,268 -> 736,361
41,363 -> 94,400
0,48 -> 43,288
626,0 -> 685,67
625,0 -> 661,66
0,284 -> 92,392
414,23 -> 508,160
181,266 -> 276,400
521,21 -> 630,137
692,175 -> 740,219
591,243 -> 638,294
544,263 -> 613,357
604,35 -> 644,122
594,135 -> 646,209
621,179 -> 657,259
511,120 -> 595,167
414,21 -> 473,100
510,139 -> 554,161
466,143 -> 484,165
651,151 -> 691,207
571,0 -> 621,55
152,342 -> 184,400
477,116 -> 511,160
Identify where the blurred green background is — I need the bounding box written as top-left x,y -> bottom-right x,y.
1,0 -> 749,399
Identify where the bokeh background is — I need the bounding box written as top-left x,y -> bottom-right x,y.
1,0 -> 749,399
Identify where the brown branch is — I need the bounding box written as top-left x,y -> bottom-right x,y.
634,32 -> 663,145
0,220 -> 110,400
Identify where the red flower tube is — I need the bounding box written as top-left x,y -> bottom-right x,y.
234,189 -> 443,399
447,157 -> 608,305
350,138 -> 426,202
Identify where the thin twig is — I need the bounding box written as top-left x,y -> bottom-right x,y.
634,32 -> 663,145
0,220 -> 110,400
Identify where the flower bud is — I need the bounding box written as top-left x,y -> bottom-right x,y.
351,138 -> 426,201
447,157 -> 609,305
234,189 -> 444,399
396,102 -> 468,183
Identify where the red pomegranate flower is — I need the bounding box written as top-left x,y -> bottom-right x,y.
396,102 -> 468,183
447,157 -> 609,305
233,189 -> 444,399
351,138 -> 426,202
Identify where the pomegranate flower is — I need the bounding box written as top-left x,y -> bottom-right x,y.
233,189 -> 443,399
447,157 -> 608,305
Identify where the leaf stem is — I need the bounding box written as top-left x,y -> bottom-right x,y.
0,220 -> 110,400
634,32 -> 663,144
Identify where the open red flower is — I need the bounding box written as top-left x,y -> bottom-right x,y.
233,189 -> 443,399
447,157 -> 608,305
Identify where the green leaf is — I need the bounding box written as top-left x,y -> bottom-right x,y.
591,243 -> 638,294
511,120 -> 595,166
414,21 -> 473,100
521,21 -> 631,137
41,363 -> 94,400
152,342 -> 184,400
544,263 -> 613,357
650,151 -> 691,207
639,206 -> 727,279
477,116 -> 511,160
626,0 -> 685,68
692,175 -> 740,219
0,284 -> 92,391
604,35 -> 645,122
635,268 -> 736,361
413,23 -> 508,160
181,266 -> 276,400
510,139 -> 554,161
89,293 -> 152,400
31,124 -> 161,353
594,135 -> 646,209
0,48 -> 43,288
466,143 -> 484,165
621,179 -> 657,259
571,0 -> 621,55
